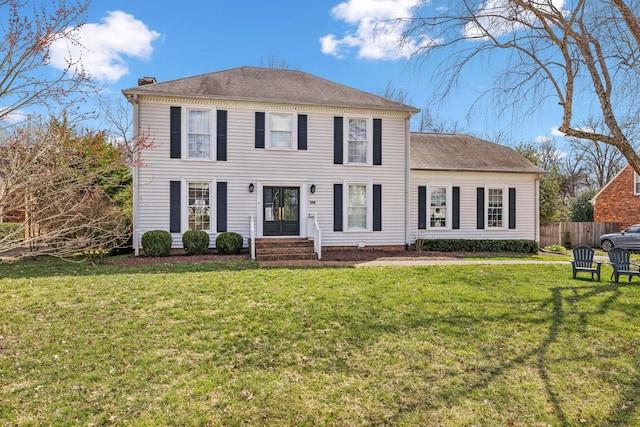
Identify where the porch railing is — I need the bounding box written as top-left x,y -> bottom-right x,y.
309,213 -> 322,260
249,214 -> 256,260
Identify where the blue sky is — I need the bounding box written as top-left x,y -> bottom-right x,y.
46,0 -> 564,144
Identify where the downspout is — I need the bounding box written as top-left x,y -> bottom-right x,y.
405,114 -> 411,249
535,175 -> 540,244
131,94 -> 140,256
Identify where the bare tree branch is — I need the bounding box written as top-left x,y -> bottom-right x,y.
401,0 -> 640,174
0,0 -> 94,123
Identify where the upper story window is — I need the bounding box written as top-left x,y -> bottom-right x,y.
429,186 -> 449,228
269,112 -> 294,149
345,117 -> 372,165
487,187 -> 505,228
635,172 -> 640,195
187,109 -> 211,159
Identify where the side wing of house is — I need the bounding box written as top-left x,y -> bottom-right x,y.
134,98 -> 411,251
408,170 -> 540,243
593,165 -> 640,229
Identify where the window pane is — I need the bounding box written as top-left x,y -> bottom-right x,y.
348,185 -> 367,229
429,187 -> 447,228
188,182 -> 210,231
270,113 -> 292,149
188,110 -> 210,158
487,188 -> 503,228
348,140 -> 367,163
348,118 -> 367,163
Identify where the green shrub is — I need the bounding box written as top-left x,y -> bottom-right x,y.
215,232 -> 243,255
416,239 -> 538,254
141,230 -> 172,257
182,230 -> 210,256
0,223 -> 21,239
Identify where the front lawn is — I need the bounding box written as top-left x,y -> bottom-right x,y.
1,258 -> 639,426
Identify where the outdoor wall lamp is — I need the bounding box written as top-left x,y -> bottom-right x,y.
249,183 -> 255,193
310,184 -> 316,194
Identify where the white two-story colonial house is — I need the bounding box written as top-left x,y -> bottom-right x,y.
123,67 -> 544,257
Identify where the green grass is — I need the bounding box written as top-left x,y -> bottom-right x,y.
1,257 -> 640,426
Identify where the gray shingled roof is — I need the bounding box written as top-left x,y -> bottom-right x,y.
411,133 -> 545,174
122,66 -> 419,113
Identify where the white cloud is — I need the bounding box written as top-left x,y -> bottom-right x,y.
550,126 -> 566,137
0,107 -> 27,124
536,127 -> 565,143
321,0 -> 435,60
49,11 -> 160,83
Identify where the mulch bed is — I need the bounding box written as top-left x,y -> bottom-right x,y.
105,248 -> 461,267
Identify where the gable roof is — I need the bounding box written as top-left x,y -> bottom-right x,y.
411,133 -> 545,174
122,66 -> 419,114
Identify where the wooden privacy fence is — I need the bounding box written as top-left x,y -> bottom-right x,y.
540,222 -> 620,248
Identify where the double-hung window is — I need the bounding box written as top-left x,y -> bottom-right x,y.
347,184 -> 368,230
187,109 -> 211,159
188,182 -> 211,231
429,186 -> 448,228
487,188 -> 504,228
346,117 -> 371,164
269,112 -> 294,149
635,172 -> 640,194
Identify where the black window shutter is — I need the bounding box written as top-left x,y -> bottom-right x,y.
217,181 -> 227,233
170,180 -> 181,233
334,117 -> 343,164
217,110 -> 227,161
418,186 -> 426,229
452,186 -> 460,229
373,118 -> 382,165
373,184 -> 382,231
509,187 -> 516,229
170,106 -> 181,159
477,187 -> 485,229
298,114 -> 307,150
255,112 -> 265,149
334,184 -> 343,231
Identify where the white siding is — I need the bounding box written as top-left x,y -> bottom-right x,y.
135,99 -> 409,249
409,170 -> 539,243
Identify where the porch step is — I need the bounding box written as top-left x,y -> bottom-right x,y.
254,238 -> 317,261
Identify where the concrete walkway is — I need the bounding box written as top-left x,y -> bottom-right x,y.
354,257 -> 569,267
259,256 -> 571,268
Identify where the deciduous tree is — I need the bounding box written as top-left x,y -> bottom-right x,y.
0,0 -> 93,123
401,0 -> 640,173
0,119 -> 137,260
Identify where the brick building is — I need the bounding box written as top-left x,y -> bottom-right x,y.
592,165 -> 640,230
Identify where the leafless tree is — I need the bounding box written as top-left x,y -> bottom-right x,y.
414,107 -> 464,133
0,120 -> 144,260
567,121 -> 625,189
401,0 -> 640,173
0,0 -> 93,124
96,93 -> 153,166
381,80 -> 412,104
259,55 -> 291,69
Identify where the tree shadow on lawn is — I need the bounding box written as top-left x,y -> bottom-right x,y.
385,281 -> 640,426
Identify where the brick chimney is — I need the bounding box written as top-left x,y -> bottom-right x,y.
138,77 -> 157,86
